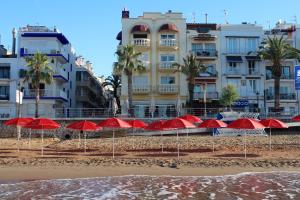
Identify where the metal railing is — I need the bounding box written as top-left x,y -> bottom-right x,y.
132,39 -> 150,46
247,69 -> 260,75
194,92 -> 218,99
192,49 -> 218,57
54,67 -> 68,80
266,74 -> 292,80
23,89 -> 67,100
159,62 -> 176,69
158,84 -> 178,93
159,39 -> 177,47
266,93 -> 296,100
132,85 -> 150,93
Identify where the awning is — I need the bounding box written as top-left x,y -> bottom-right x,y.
131,25 -> 150,33
116,31 -> 122,40
226,56 -> 243,63
159,23 -> 179,32
245,56 -> 261,61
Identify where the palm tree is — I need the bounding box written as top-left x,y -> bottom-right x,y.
114,45 -> 145,111
173,54 -> 206,106
23,52 -> 54,118
102,75 -> 121,108
259,36 -> 300,110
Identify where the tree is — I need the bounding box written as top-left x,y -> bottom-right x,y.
258,36 -> 300,111
102,75 -> 121,108
173,54 -> 206,106
23,52 -> 54,118
114,45 -> 145,111
219,84 -> 239,110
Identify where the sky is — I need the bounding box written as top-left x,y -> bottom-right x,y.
1,0 -> 300,77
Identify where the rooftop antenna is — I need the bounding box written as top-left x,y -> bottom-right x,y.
205,13 -> 208,24
224,10 -> 228,24
192,12 -> 196,23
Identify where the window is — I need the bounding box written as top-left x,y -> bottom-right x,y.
246,38 -> 258,52
228,62 -> 238,72
248,61 -> 256,74
140,53 -> 149,61
161,34 -> 175,39
249,80 -> 257,93
0,67 -> 10,79
161,76 -> 175,84
192,43 -> 203,51
205,43 -> 216,51
0,86 -> 9,100
133,76 -> 148,85
227,38 -> 239,54
160,54 -> 175,62
282,66 -> 290,78
133,34 -> 147,39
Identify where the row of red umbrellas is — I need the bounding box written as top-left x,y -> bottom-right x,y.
3,114 -> 294,158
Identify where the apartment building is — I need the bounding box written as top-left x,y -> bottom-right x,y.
219,23 -> 265,112
117,10 -> 188,118
0,25 -> 106,118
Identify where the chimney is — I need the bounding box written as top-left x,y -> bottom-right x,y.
122,8 -> 129,18
12,28 -> 16,56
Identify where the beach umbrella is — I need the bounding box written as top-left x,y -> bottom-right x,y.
199,119 -> 227,152
145,120 -> 167,152
4,117 -> 34,152
227,118 -> 265,158
260,118 -> 288,151
126,119 -> 148,149
24,118 -> 60,156
292,115 -> 300,121
162,118 -> 196,158
66,120 -> 101,153
179,114 -> 203,124
98,118 -> 131,158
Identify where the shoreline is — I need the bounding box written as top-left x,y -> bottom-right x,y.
0,166 -> 299,181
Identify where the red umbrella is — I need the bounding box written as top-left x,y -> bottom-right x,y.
126,120 -> 148,129
98,118 -> 131,158
199,119 -> 227,152
227,118 -> 265,158
144,120 -> 167,152
179,114 -> 203,124
24,118 -> 60,156
292,115 -> 300,121
126,120 -> 148,150
67,120 -> 101,153
260,118 -> 288,151
162,118 -> 196,157
4,118 -> 34,152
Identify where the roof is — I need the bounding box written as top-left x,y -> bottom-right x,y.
21,32 -> 70,45
131,24 -> 150,33
159,23 -> 178,32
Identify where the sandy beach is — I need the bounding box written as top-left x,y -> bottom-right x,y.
0,135 -> 299,180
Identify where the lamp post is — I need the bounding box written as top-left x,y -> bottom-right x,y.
256,91 -> 259,113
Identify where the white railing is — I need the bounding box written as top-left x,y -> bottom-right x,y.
132,39 -> 150,46
22,48 -> 68,61
159,39 -> 177,47
23,89 -> 67,100
159,62 -> 176,69
226,69 -> 241,75
158,84 -> 178,93
132,85 -> 150,93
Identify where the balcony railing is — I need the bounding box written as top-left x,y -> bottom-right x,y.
23,89 -> 67,101
53,67 -> 68,81
194,92 -> 218,99
159,62 -> 176,69
192,49 -> 217,57
158,84 -> 178,93
198,70 -> 218,78
133,85 -> 150,94
247,69 -> 260,76
132,39 -> 150,47
20,48 -> 69,63
266,74 -> 292,80
159,39 -> 177,47
226,69 -> 241,75
266,93 -> 296,100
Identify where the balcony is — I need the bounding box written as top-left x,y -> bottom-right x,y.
247,69 -> 261,76
266,74 -> 293,80
225,69 -> 241,76
158,84 -> 178,94
194,92 -> 218,100
266,93 -> 296,100
20,48 -> 69,63
133,85 -> 150,94
23,89 -> 68,102
192,49 -> 218,59
53,67 -> 68,81
197,69 -> 218,79
159,39 -> 178,50
132,39 -> 150,47
76,81 -> 99,95
159,62 -> 176,70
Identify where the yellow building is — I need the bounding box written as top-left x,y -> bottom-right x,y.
117,10 -> 188,118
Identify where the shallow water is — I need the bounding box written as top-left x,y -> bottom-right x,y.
0,172 -> 299,199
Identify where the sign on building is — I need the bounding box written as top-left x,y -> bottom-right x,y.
295,65 -> 300,90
